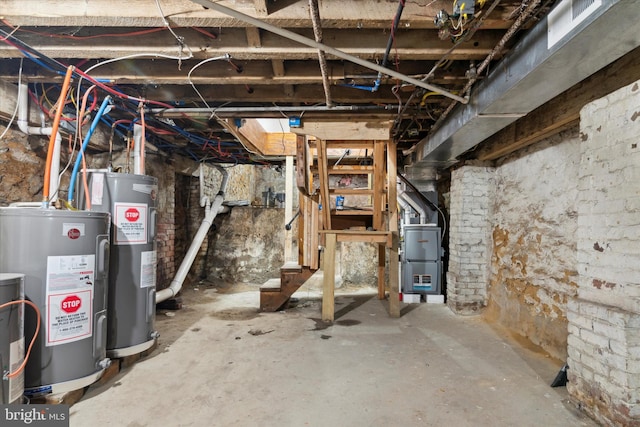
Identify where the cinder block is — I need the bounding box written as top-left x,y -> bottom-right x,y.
402,293 -> 421,304
427,294 -> 444,304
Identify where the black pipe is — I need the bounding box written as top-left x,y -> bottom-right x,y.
374,0 -> 406,88
285,210 -> 301,230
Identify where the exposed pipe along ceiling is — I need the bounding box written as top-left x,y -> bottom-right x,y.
0,0 -> 638,170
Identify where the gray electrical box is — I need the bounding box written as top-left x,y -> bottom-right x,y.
402,224 -> 442,295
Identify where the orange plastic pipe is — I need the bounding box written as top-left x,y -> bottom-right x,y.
43,65 -> 74,205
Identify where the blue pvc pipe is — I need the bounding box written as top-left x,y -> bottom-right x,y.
68,96 -> 113,204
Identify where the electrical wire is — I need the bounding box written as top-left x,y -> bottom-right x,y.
154,0 -> 187,48
187,54 -> 232,110
0,58 -> 23,140
1,299 -> 40,380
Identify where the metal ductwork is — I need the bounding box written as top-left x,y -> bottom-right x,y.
410,0 -> 640,170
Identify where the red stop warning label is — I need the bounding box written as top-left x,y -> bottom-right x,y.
125,208 -> 140,222
61,295 -> 81,313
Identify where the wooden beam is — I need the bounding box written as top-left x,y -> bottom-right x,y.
245,27 -> 262,47
387,140 -> 398,233
372,140 -> 385,231
322,232 -> 337,322
298,192 -> 306,265
0,1 -> 517,30
296,135 -> 311,195
221,118 -> 296,156
284,155 -> 294,262
292,121 -> 392,140
316,138 -> 332,230
309,196 -> 319,270
328,188 -> 373,195
218,119 -> 262,154
318,229 -> 389,243
271,59 -> 286,77
315,165 -> 374,175
253,0 -> 270,16
378,244 -> 386,300
388,232 -> 400,318
386,140 -> 399,316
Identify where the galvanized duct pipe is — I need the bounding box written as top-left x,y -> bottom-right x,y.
156,164 -> 229,303
397,184 -> 417,225
189,0 -> 467,104
308,0 -> 332,107
433,0 -> 542,130
398,189 -> 426,224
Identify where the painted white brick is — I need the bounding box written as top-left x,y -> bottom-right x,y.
593,321 -> 627,342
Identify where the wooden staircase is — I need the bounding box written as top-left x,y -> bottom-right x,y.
259,262 -> 316,311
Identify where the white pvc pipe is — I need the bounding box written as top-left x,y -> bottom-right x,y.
156,165 -> 229,303
399,191 -> 426,224
133,124 -> 144,175
17,80 -> 62,204
397,189 -> 413,227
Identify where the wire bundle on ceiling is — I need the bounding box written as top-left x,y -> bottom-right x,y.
0,23 -> 262,166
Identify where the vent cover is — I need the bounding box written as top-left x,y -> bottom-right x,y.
548,0 -> 602,48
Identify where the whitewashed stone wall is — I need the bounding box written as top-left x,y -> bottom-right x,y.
489,129 -> 580,360
446,162 -> 494,314
567,79 -> 640,426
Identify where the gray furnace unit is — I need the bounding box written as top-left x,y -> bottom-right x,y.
402,224 -> 442,295
78,171 -> 158,357
0,208 -> 111,397
0,273 -> 25,404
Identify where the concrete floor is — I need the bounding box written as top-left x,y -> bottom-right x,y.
70,282 -> 597,427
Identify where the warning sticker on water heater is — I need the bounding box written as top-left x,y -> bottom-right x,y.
9,337 -> 25,403
47,290 -> 93,346
114,202 -> 147,245
140,250 -> 157,288
46,255 -> 95,346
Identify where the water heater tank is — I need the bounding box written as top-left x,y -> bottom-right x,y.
77,171 -> 158,357
0,208 -> 111,397
0,273 -> 25,404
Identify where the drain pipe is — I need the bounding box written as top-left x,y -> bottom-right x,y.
16,80 -> 62,205
156,165 -> 230,303
132,124 -> 145,175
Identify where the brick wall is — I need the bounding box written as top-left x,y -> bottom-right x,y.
567,79 -> 640,426
446,162 -> 494,314
144,156 -> 176,291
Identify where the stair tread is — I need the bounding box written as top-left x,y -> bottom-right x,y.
260,278 -> 281,291
281,262 -> 303,272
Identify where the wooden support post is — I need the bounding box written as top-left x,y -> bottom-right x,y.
372,140 -> 385,230
378,243 -> 386,300
296,135 -> 311,196
317,138 -> 332,230
322,232 -> 337,322
285,155 -> 294,263
310,196 -> 319,270
387,140 -> 398,234
298,194 -> 306,266
389,232 -> 400,318
387,139 -> 400,315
